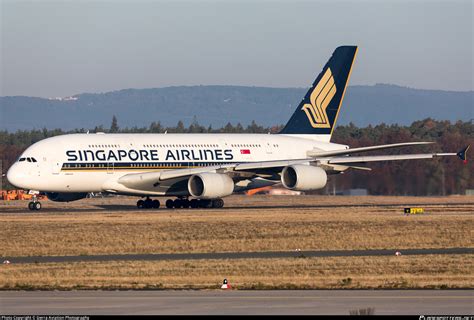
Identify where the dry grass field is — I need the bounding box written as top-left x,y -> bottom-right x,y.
1,195 -> 472,257
0,195 -> 473,289
1,255 -> 472,290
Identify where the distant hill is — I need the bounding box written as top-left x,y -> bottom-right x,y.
1,84 -> 472,131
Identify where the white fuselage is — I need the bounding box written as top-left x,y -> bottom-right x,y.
7,133 -> 347,196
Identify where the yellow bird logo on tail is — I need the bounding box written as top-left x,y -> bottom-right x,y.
301,68 -> 337,128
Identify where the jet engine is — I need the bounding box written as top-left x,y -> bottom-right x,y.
281,165 -> 327,191
46,192 -> 88,202
188,173 -> 234,199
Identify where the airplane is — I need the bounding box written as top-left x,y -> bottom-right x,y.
6,46 -> 469,211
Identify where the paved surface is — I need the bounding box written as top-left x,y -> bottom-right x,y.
0,290 -> 472,315
3,247 -> 473,264
2,202 -> 474,215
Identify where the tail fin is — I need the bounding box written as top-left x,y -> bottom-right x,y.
279,46 -> 358,140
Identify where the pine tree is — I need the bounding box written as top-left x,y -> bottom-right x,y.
110,115 -> 119,133
175,121 -> 185,133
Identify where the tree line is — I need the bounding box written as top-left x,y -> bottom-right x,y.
1,116 -> 472,195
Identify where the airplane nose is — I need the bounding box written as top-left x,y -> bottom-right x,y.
6,163 -> 25,189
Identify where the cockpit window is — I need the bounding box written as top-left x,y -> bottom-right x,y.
18,157 -> 38,162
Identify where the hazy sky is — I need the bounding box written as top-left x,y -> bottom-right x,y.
1,0 -> 472,97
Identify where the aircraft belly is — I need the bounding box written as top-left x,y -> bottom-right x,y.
102,173 -> 191,197
234,178 -> 278,192
37,172 -> 104,193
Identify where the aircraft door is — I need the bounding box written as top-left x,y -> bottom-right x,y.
219,139 -> 232,162
185,158 -> 193,169
262,139 -> 273,155
107,162 -> 114,174
52,161 -> 61,175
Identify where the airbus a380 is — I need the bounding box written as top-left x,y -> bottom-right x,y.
7,46 -> 469,210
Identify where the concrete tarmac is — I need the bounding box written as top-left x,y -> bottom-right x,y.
1,290 -> 472,315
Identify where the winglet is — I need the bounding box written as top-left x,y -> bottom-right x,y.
457,145 -> 470,164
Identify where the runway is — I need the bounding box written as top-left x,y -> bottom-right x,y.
2,201 -> 474,215
3,247 -> 473,264
1,290 -> 472,315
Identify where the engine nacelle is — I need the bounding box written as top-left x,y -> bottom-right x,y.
188,173 -> 234,199
46,192 -> 88,202
281,165 -> 327,191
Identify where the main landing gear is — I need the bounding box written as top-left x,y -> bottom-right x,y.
28,195 -> 42,211
165,198 -> 224,209
136,197 -> 160,209
136,197 -> 224,209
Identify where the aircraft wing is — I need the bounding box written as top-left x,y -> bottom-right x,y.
323,153 -> 457,164
321,145 -> 469,165
306,141 -> 433,157
236,145 -> 468,171
114,145 -> 468,191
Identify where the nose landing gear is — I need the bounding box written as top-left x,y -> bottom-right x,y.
28,195 -> 42,211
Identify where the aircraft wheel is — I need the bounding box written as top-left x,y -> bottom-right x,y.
144,198 -> 153,209
152,199 -> 160,209
33,202 -> 42,211
182,199 -> 190,209
199,199 -> 212,208
166,199 -> 174,209
173,199 -> 182,209
137,199 -> 145,209
212,198 -> 224,208
28,202 -> 35,210
190,199 -> 199,208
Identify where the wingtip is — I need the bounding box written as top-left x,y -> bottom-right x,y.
457,145 -> 470,163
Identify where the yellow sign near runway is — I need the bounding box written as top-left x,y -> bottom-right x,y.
404,207 -> 425,215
